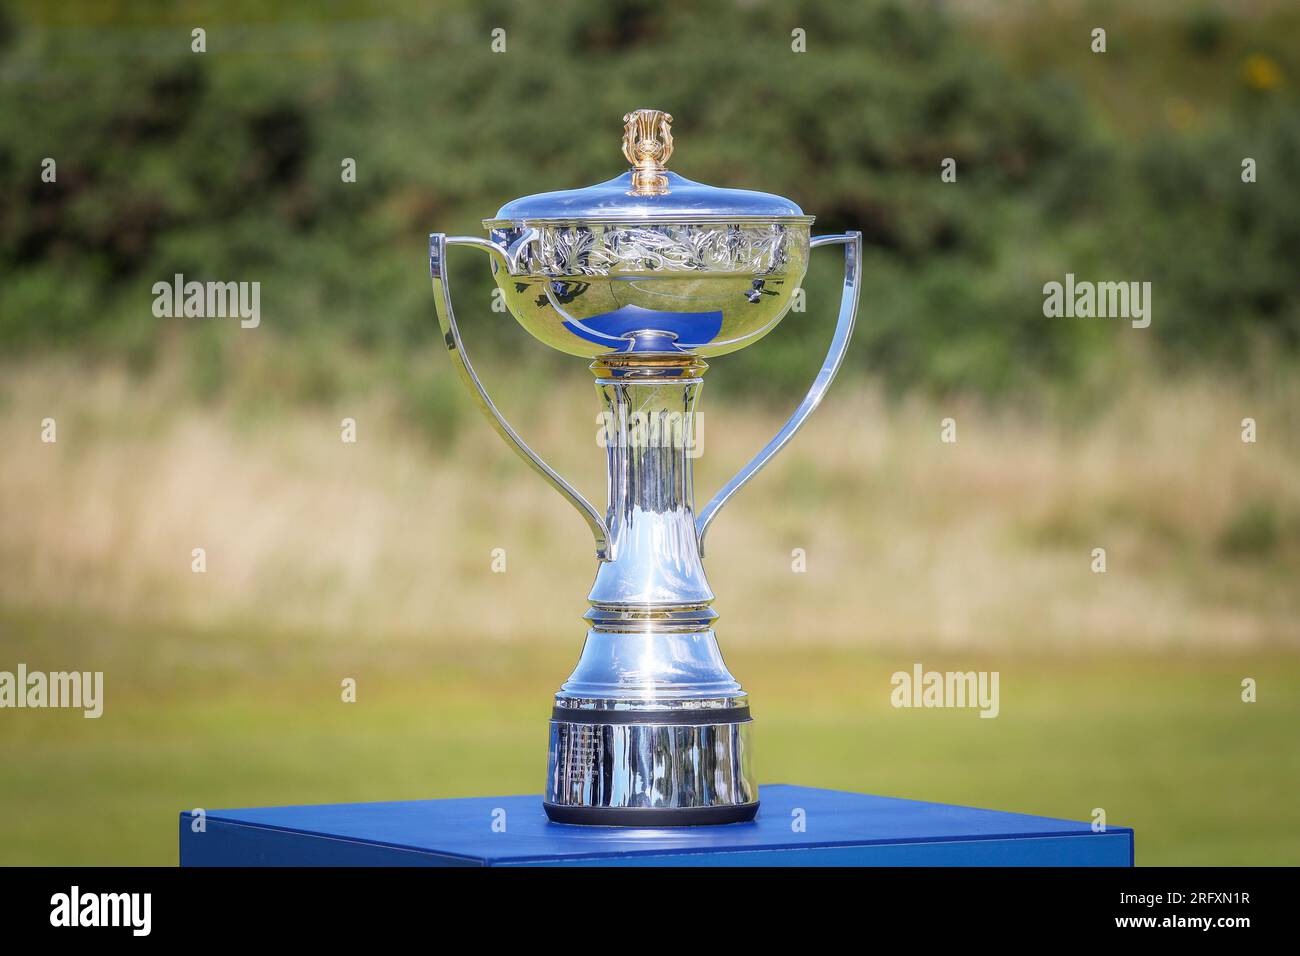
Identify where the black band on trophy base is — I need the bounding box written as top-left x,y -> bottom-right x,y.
543,802 -> 760,827
550,705 -> 751,726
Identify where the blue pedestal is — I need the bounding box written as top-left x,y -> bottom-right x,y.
179,785 -> 1133,866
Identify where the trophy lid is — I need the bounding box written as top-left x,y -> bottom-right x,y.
485,109 -> 811,225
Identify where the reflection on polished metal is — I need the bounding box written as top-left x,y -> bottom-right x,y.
429,110 -> 861,825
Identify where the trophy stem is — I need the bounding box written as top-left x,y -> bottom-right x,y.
544,356 -> 757,826
589,359 -> 712,609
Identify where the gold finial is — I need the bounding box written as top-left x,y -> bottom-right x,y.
622,109 -> 673,196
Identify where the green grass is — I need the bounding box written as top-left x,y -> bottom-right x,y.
1,609 -> 1296,865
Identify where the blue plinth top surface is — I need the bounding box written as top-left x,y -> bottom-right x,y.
180,785 -> 1133,867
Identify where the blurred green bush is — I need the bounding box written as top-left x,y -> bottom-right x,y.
0,0 -> 1297,416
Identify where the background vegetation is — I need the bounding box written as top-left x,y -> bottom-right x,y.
4,0 -> 1298,405
0,0 -> 1297,865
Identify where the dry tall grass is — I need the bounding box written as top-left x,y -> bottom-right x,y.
2,353 -> 1296,653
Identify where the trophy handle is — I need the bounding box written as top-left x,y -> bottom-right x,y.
429,233 -> 610,559
695,232 -> 863,555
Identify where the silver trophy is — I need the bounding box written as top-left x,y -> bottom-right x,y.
430,110 -> 860,825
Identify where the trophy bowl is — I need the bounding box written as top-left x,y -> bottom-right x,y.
482,221 -> 811,358
429,109 -> 861,825
487,109 -> 813,358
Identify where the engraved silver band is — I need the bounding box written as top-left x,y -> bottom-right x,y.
545,714 -> 755,821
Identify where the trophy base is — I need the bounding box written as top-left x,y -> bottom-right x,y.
544,703 -> 756,826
